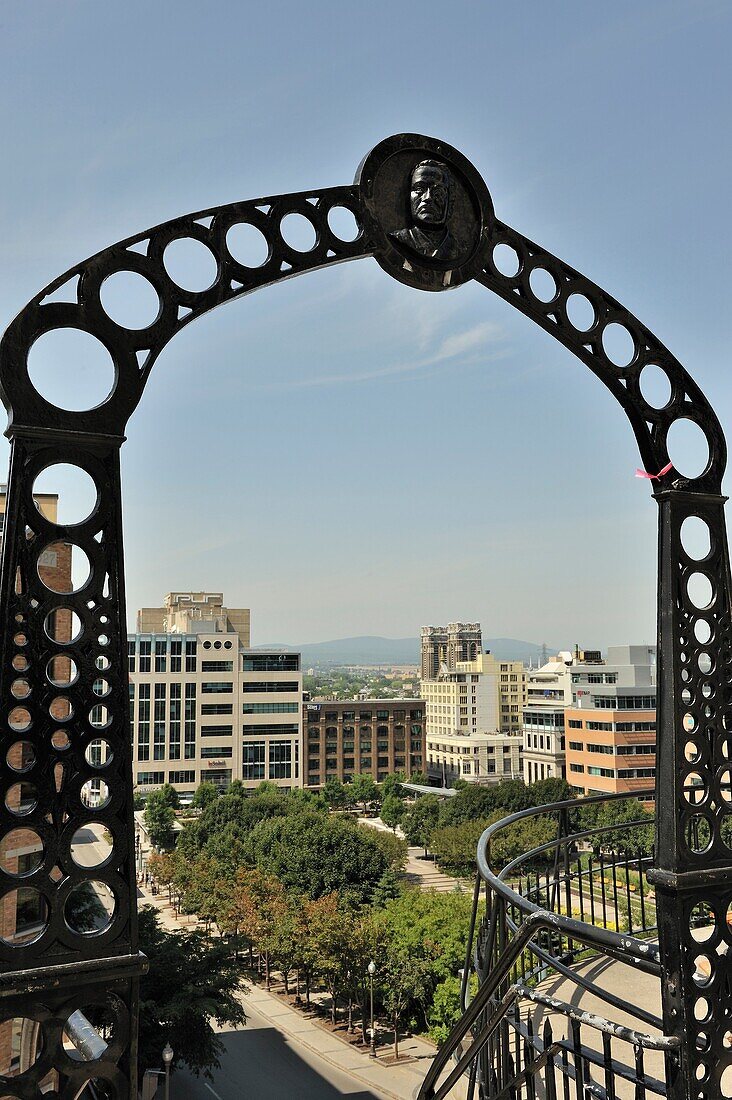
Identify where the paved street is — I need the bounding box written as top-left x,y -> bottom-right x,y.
173,999 -> 386,1100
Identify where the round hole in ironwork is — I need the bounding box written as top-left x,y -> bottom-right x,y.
85,739 -> 112,768
81,779 -> 110,810
685,741 -> 701,763
695,950 -> 708,985
64,879 -> 116,935
528,267 -> 557,303
27,328 -> 116,412
720,770 -> 732,803
62,1005 -> 116,1061
565,292 -> 595,331
639,364 -> 672,409
327,206 -> 361,242
70,823 -> 113,869
722,1063 -> 732,1099
11,655 -> 28,673
695,1060 -> 708,1081
5,783 -> 37,816
688,572 -> 714,610
0,830 -> 43,877
44,608 -> 83,646
8,708 -> 31,733
89,706 -> 110,730
0,1017 -> 43,1071
690,902 -> 716,942
492,243 -> 520,278
49,696 -> 73,722
683,773 -> 707,805
0,888 -> 48,945
52,730 -> 70,750
163,237 -> 218,293
6,742 -> 35,773
681,516 -> 711,561
601,322 -> 636,367
280,212 -> 317,252
693,996 -> 710,1023
701,682 -> 713,699
694,619 -> 712,645
724,1031 -> 732,1050
46,656 -> 78,689
92,679 -> 110,698
100,270 -> 160,330
668,419 -> 710,480
10,679 -> 30,700
226,222 -> 270,268
685,814 -> 712,854
38,542 -> 90,594
95,655 -> 111,673
32,463 -> 98,526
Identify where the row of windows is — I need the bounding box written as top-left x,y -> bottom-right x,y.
308,709 -> 423,722
245,680 -> 300,693
243,702 -> 299,714
242,739 -> 296,780
522,711 -> 565,728
569,719 -> 656,732
136,769 -> 200,786
591,696 -> 656,710
569,741 -> 657,757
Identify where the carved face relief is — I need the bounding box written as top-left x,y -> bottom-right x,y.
410,162 -> 451,227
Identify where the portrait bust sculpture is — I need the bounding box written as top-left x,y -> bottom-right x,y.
390,159 -> 460,262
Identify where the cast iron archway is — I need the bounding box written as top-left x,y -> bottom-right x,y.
0,134 -> 728,1100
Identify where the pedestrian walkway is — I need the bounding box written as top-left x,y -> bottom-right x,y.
137,881 -> 467,1100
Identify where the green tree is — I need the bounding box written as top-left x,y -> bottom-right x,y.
379,946 -> 431,1059
528,777 -> 573,807
245,810 -> 388,903
380,772 -> 406,799
322,777 -> 348,810
137,906 -> 246,1079
401,795 -> 440,855
144,790 -> 176,850
348,773 -> 380,814
192,781 -> 218,810
380,793 -> 405,832
439,780 -> 532,827
362,825 -> 407,872
158,782 -> 180,810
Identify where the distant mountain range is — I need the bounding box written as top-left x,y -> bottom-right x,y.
256,635 -> 554,667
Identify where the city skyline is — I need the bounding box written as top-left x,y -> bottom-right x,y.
2,1 -> 730,646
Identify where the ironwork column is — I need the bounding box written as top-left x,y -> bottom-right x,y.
649,488 -> 732,1100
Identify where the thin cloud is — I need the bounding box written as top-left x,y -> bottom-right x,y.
271,320 -> 507,389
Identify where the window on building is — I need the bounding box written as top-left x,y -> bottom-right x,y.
243,741 -> 266,780
243,654 -> 300,672
153,683 -> 166,761
243,680 -> 299,693
202,661 -> 234,672
569,763 -> 585,773
169,683 -> 181,760
243,702 -> 299,714
169,770 -> 196,785
185,639 -> 197,673
269,740 -> 292,780
201,746 -> 233,759
137,683 -> 150,761
170,638 -> 182,673
137,771 -> 164,785
128,640 -> 136,674
201,703 -> 233,715
139,639 -> 151,674
184,683 -> 196,759
155,639 -> 167,674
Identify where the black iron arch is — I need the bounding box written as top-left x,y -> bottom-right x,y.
0,133 -> 728,1100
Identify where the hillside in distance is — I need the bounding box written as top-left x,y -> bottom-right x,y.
256,635 -> 554,667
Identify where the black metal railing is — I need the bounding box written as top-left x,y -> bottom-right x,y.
418,789 -> 679,1100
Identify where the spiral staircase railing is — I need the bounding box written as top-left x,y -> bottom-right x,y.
418,789 -> 683,1100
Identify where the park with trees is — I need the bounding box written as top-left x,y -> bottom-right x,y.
140,773 -> 654,1076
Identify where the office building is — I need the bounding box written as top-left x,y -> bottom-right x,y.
522,652 -> 574,783
421,623 -> 482,680
304,698 -> 425,787
564,645 -> 656,800
128,592 -> 303,795
496,656 -> 527,736
427,730 -> 523,785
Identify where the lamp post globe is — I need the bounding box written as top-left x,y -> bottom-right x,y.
367,960 -> 377,1057
162,1042 -> 173,1100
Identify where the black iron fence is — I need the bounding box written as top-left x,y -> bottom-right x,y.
418,789 -> 679,1100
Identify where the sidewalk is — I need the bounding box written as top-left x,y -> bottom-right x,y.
137,882 -> 467,1100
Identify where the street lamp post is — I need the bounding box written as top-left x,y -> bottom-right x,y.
162,1042 -> 173,1100
367,960 -> 376,1058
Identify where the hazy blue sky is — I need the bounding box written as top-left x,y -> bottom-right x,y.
1,1 -> 731,647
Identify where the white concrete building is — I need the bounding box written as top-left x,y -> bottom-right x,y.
522,652 -> 574,784
128,593 -> 303,796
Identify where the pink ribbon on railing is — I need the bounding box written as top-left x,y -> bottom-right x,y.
635,461 -> 673,481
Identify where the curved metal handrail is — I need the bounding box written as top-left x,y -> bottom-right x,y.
421,789 -> 667,1100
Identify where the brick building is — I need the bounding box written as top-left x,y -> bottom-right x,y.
304,698 -> 425,788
